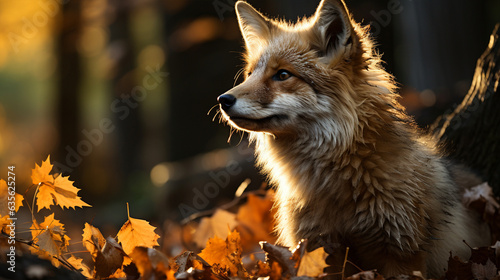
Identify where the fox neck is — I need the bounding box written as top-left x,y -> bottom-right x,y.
251,106 -> 401,198
250,101 -> 426,244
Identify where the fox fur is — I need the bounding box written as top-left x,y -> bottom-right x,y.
217,0 -> 490,277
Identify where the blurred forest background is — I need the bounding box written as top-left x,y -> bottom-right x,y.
0,0 -> 499,237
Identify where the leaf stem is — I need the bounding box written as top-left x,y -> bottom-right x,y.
126,202 -> 130,218
342,247 -> 349,279
30,183 -> 41,219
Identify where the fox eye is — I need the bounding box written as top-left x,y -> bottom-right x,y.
273,69 -> 292,81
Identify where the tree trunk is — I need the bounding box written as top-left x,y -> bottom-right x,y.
108,1 -> 141,190
431,24 -> 500,194
55,1 -> 82,178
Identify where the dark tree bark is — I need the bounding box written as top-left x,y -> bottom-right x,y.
431,24 -> 500,194
108,0 -> 142,189
55,1 -> 83,178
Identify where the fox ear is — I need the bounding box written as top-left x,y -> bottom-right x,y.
235,1 -> 272,51
312,0 -> 355,56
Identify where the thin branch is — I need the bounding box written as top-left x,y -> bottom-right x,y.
180,189 -> 268,225
345,260 -> 365,274
341,247 -> 350,279
1,231 -> 80,273
62,250 -> 88,256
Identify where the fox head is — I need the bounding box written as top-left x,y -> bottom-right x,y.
218,0 -> 398,151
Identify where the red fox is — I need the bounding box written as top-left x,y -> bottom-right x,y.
217,0 -> 490,277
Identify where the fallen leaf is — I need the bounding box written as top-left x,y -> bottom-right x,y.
445,253 -> 473,280
108,268 -> 128,279
122,260 -> 140,279
173,251 -> 216,280
469,245 -> 496,265
463,182 -> 500,241
269,261 -> 283,280
236,193 -> 277,250
297,247 -> 328,277
471,258 -> 497,280
130,247 -> 175,280
0,179 -> 23,216
346,270 -> 385,280
463,182 -> 500,216
116,208 -> 160,256
95,237 -> 126,278
174,251 -> 211,272
32,156 -> 91,211
199,236 -> 226,264
0,215 -> 11,233
252,260 -> 272,277
193,209 -> 238,248
82,222 -> 106,259
261,241 -> 297,277
67,255 -> 92,278
198,229 -> 247,277
162,219 -> 184,257
82,223 -> 126,278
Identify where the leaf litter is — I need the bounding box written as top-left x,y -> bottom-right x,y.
2,156 -> 500,280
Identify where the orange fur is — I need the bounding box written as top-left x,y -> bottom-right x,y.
217,0 -> 490,277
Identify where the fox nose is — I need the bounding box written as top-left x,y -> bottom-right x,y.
218,94 -> 236,111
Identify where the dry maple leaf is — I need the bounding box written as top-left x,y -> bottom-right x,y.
39,213 -> 66,231
0,215 -> 11,232
67,255 -> 92,278
31,155 -> 55,185
107,267 -> 128,279
116,205 -> 160,256
469,245 -> 496,265
30,214 -> 71,258
471,259 -> 497,280
193,209 -> 238,248
32,156 -> 91,211
297,247 -> 328,278
82,222 -> 106,259
0,179 -> 23,216
236,192 -> 277,250
198,229 -> 247,277
468,245 -> 499,280
31,248 -> 62,267
463,183 -> 500,242
445,253 -> 473,280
